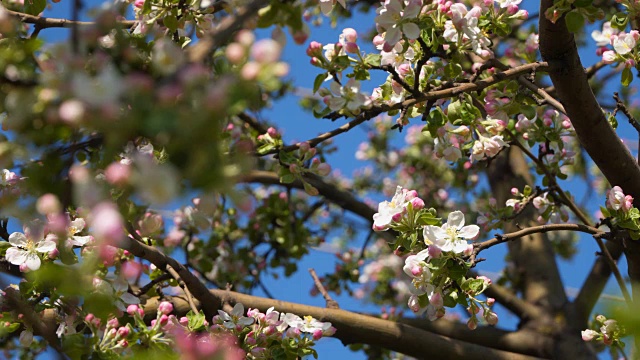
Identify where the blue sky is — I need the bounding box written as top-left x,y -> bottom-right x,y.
26,0 -> 637,358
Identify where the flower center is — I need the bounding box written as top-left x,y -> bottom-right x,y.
446,227 -> 458,242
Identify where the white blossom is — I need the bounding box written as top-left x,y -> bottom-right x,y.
217,303 -> 255,329
5,232 -> 56,271
591,22 -> 618,47
372,185 -> 408,231
423,211 -> 479,254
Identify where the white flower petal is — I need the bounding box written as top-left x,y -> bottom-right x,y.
5,248 -> 27,265
447,211 -> 465,229
24,253 -> 41,270
458,225 -> 479,239
120,292 -> 140,305
402,23 -> 421,40
8,232 -> 28,247
35,240 -> 56,253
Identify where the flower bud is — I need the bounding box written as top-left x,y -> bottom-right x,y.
485,312 -> 498,325
158,301 -> 174,315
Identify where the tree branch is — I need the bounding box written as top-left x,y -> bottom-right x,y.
7,9 -> 136,29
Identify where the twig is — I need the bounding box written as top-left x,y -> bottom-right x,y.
188,0 -> 270,62
358,229 -> 375,260
308,268 -> 339,309
7,9 -> 136,29
472,223 -> 605,259
369,64 -> 417,97
135,273 -> 173,297
613,92 -> 640,164
511,136 -> 633,305
237,112 -> 269,134
166,264 -> 199,314
261,62 -> 550,156
4,288 -> 67,358
593,233 -> 633,307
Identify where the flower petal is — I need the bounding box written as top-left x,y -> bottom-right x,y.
447,211 -> 465,229
9,232 -> 28,247
24,253 -> 41,271
35,239 -> 57,253
458,225 -> 479,239
5,248 -> 27,266
402,23 -> 421,40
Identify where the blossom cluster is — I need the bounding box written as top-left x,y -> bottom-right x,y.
582,315 -> 625,349
212,303 -> 335,358
372,187 -> 497,324
601,186 -> 640,239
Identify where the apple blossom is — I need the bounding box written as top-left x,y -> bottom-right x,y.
423,211 -> 479,254
606,186 -> 634,212
372,185 -> 409,231
5,231 -> 57,271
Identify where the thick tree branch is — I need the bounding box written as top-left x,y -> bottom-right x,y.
118,237 -> 220,318
539,7 -> 640,348
574,240 -> 624,324
205,289 -> 546,360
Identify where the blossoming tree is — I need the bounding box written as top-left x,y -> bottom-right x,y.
0,0 -> 639,358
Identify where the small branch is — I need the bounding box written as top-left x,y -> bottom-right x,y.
472,223 -> 605,256
135,273 -> 172,297
260,114 -> 370,155
369,64 -> 417,97
4,288 -> 67,357
188,0 -> 270,62
165,264 -> 199,314
593,233 -> 633,307
118,237 -> 220,318
613,92 -> 640,164
237,112 -> 269,134
7,9 -> 136,29
308,268 -> 339,309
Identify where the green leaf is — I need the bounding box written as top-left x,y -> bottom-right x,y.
574,0 -> 591,7
187,310 -> 207,332
444,63 -> 462,79
24,0 -> 46,16
313,74 -> 326,94
622,67 -> 633,87
611,12 -> 629,30
364,54 -> 381,66
564,10 -> 585,33
0,241 -> 10,257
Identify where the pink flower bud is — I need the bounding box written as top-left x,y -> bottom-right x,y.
411,266 -> 423,277
127,305 -> 140,316
467,317 -> 478,330
507,4 -> 518,15
391,212 -> 403,222
107,318 -> 119,329
251,39 -> 282,64
36,194 -> 62,215
316,163 -> 331,176
225,43 -> 246,64
342,28 -> 357,43
429,292 -> 443,307
405,190 -> 418,200
158,301 -> 174,315
427,245 -> 442,258
344,42 -> 359,54
407,197 -> 423,211
486,312 -> 498,325
312,329 -> 323,340
117,326 -> 130,338
85,314 -> 95,323
299,142 -> 311,153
